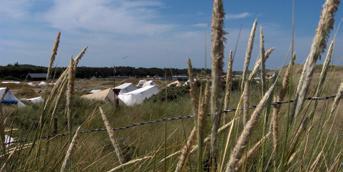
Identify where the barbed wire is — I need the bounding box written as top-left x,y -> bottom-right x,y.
5,94 -> 340,145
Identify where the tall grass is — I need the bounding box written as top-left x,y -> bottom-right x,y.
47,32 -> 61,81
209,0 -> 225,170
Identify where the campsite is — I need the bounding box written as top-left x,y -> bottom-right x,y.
0,0 -> 343,172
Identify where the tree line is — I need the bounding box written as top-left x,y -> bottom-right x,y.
0,64 -> 216,80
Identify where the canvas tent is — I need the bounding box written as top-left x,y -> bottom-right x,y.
38,81 -> 48,87
118,85 -> 159,106
90,89 -> 101,94
27,82 -> 36,87
115,83 -> 137,94
142,80 -> 156,88
81,88 -> 119,105
167,80 -> 182,87
0,87 -> 25,107
136,80 -> 147,88
1,81 -> 21,84
21,96 -> 44,105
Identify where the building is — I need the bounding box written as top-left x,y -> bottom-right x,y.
26,73 -> 47,80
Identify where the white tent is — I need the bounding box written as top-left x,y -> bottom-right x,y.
142,80 -> 156,88
27,82 -> 36,87
167,80 -> 182,87
115,83 -> 137,94
136,80 -> 147,88
38,81 -> 48,86
118,85 -> 159,106
21,96 -> 44,105
0,87 -> 25,107
1,81 -> 21,84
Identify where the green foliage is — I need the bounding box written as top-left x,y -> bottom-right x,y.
149,86 -> 190,102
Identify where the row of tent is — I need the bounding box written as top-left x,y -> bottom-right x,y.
0,87 -> 44,108
1,81 -> 54,87
81,80 -> 160,106
1,79 -> 179,107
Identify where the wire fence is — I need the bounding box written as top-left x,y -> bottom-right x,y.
6,94 -> 340,145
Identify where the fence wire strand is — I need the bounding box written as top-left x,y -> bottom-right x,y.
6,94 -> 340,145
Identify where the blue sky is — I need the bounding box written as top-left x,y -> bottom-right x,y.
0,0 -> 342,69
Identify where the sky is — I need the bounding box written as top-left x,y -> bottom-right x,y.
0,0 -> 342,70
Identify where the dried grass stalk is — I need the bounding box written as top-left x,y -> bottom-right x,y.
328,151 -> 342,172
175,128 -> 196,172
49,78 -> 68,129
44,47 -> 87,111
309,151 -> 323,172
242,83 -> 250,125
220,50 -> 272,169
66,59 -> 75,135
248,48 -> 274,81
187,59 -> 199,119
197,82 -> 210,172
74,47 -> 88,67
241,19 -> 258,91
328,82 -> 343,119
0,88 -> 9,154
99,107 -> 124,164
60,126 -> 81,172
0,145 -> 17,171
223,51 -> 234,112
174,59 -> 200,172
293,0 -> 339,119
271,53 -> 296,151
226,81 -> 277,172
237,132 -> 271,169
209,0 -> 225,167
315,39 -> 335,96
218,48 -> 273,171
259,27 -> 266,95
47,32 -> 61,80
288,82 -> 342,166
107,156 -> 152,172
161,118 -> 236,164
242,47 -> 273,125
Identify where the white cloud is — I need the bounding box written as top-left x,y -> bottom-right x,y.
192,23 -> 208,28
1,1 -> 341,69
43,0 -> 173,35
0,0 -> 30,19
226,12 -> 251,20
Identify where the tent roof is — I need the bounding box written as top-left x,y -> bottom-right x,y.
82,88 -> 112,101
0,87 -> 25,107
118,85 -> 159,106
27,73 -> 47,78
124,85 -> 156,95
82,88 -> 121,104
115,83 -> 134,89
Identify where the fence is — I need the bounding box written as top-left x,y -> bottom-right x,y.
6,94 -> 340,145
